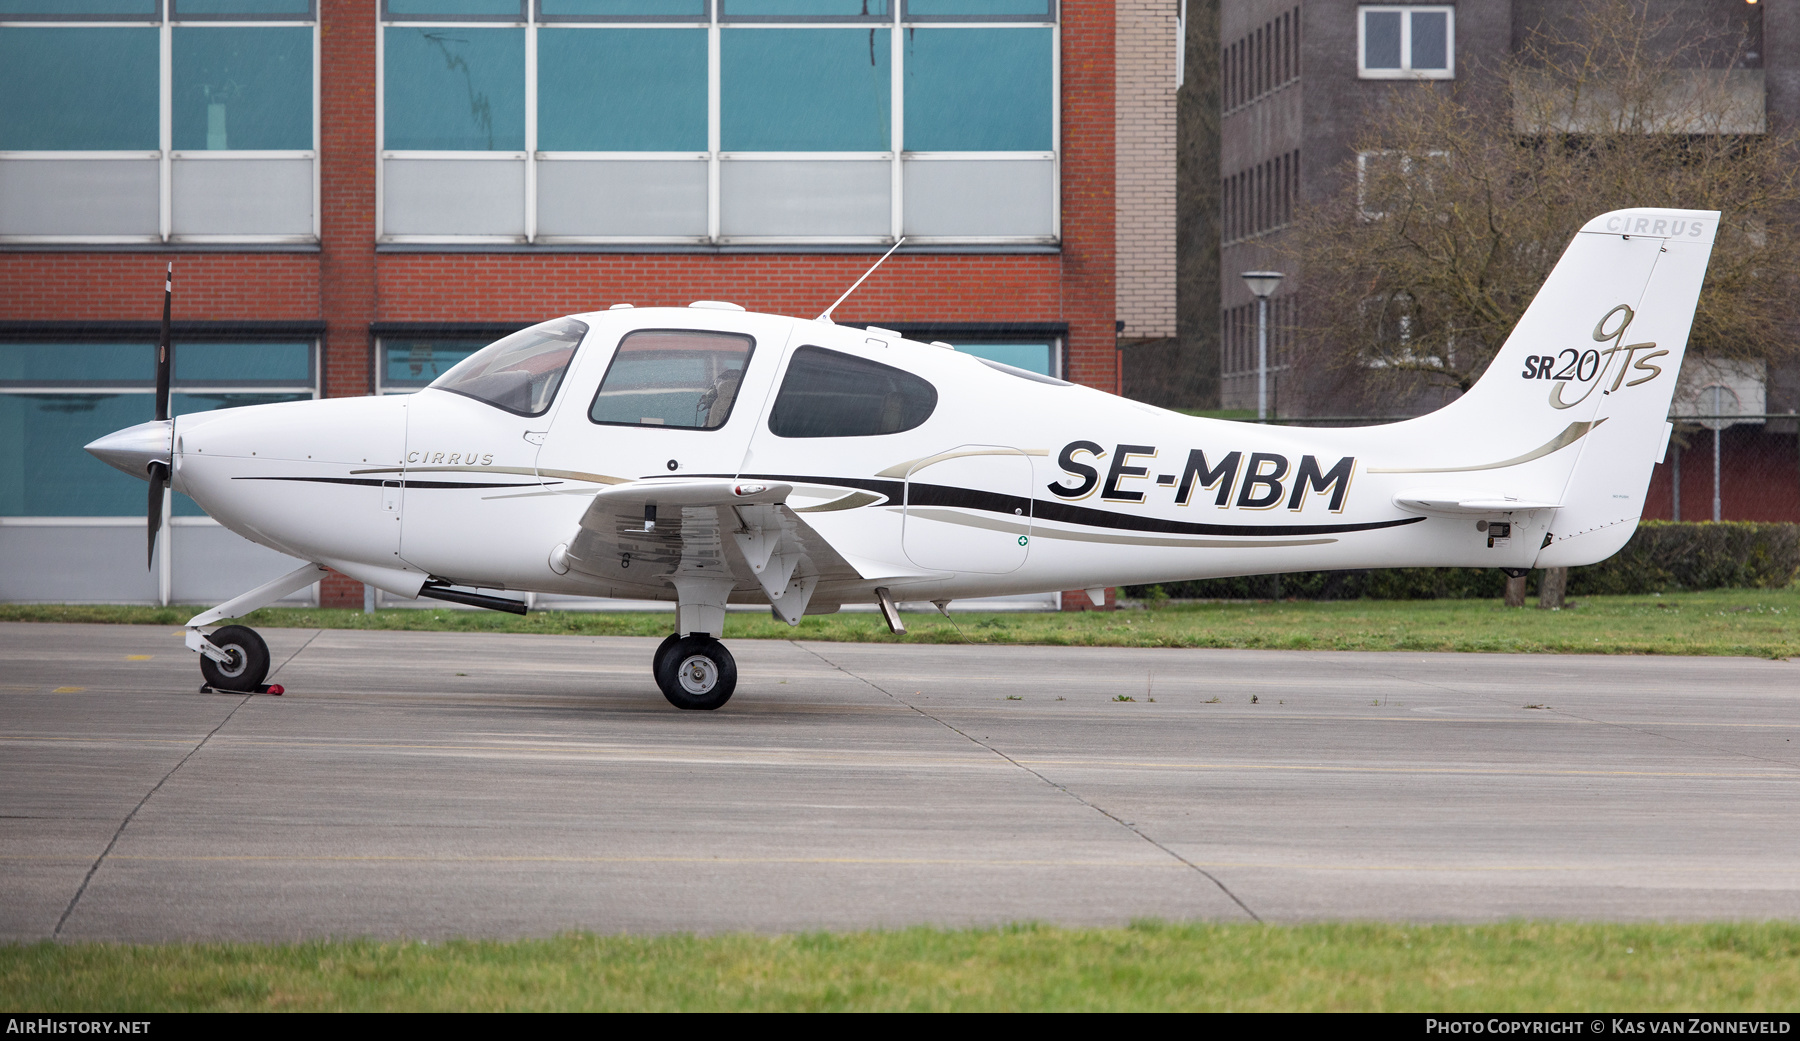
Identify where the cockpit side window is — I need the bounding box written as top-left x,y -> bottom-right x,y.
428,317 -> 587,417
588,329 -> 756,430
768,345 -> 938,438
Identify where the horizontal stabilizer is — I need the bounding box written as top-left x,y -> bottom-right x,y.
1395,493 -> 1563,516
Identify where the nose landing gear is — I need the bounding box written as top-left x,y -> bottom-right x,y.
198,624 -> 270,692
654,634 -> 737,711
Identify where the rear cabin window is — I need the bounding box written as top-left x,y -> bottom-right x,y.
589,329 -> 755,430
768,345 -> 938,438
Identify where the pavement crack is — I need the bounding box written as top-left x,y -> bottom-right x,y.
792,641 -> 1262,923
268,629 -> 323,680
52,693 -> 252,939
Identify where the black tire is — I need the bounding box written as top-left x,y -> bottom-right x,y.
653,631 -> 682,677
654,635 -> 737,711
200,625 -> 270,692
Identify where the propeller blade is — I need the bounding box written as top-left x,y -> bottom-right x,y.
146,460 -> 168,569
155,263 -> 172,423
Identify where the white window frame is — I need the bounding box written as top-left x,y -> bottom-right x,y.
1356,4 -> 1453,81
0,6 -> 320,245
375,2 -> 1059,247
1355,148 -> 1448,220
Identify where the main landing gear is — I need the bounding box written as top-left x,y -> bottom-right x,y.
653,632 -> 737,711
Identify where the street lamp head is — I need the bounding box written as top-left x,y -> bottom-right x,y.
1241,270 -> 1284,299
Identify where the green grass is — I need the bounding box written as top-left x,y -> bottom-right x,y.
4,922 -> 1798,1011
5,588 -> 1800,658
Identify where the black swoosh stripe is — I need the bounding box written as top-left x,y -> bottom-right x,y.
236,477 -> 543,490
722,472 -> 1426,539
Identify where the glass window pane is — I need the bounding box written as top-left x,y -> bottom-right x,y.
1363,10 -> 1401,69
0,393 -> 153,516
0,29 -> 158,151
384,0 -> 523,17
431,318 -> 585,416
382,339 -> 486,389
174,0 -> 314,15
0,343 -> 153,385
383,26 -> 525,150
0,1 -> 157,17
904,1 -> 1052,17
173,342 -> 312,384
955,342 -> 1050,375
173,28 -> 313,151
722,28 -> 890,152
904,27 -> 1050,151
589,330 -> 754,429
539,0 -> 705,16
538,28 -> 706,151
1410,10 -> 1448,70
768,345 -> 936,437
722,0 -> 887,17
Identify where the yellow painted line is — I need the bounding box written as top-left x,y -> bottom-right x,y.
126,655 -> 153,661
51,687 -> 84,694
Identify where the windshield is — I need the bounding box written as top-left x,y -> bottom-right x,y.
428,317 -> 587,416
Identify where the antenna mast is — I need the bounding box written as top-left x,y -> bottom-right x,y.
816,237 -> 906,323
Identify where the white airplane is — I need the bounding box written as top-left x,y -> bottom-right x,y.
87,207 -> 1715,709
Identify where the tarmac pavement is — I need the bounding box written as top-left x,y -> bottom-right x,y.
3,621 -> 1798,942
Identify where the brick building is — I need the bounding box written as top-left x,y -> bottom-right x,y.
0,1 -> 1184,605
1217,0 -> 1800,521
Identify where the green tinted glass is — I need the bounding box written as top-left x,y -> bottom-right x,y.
0,28 -> 158,150
904,27 -> 1050,151
174,342 -> 313,383
722,0 -> 887,16
955,342 -> 1051,375
539,28 -> 706,151
0,393 -> 152,516
173,27 -> 313,151
721,28 -> 890,151
539,0 -> 705,16
382,340 -> 485,388
383,26 -> 525,150
0,1 -> 158,16
904,0 -> 1052,16
385,0 -> 523,16
0,344 -> 154,385
174,0 -> 314,14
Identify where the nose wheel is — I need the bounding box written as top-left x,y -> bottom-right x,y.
198,624 -> 270,692
654,634 -> 737,710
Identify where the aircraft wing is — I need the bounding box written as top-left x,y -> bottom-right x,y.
560,478 -> 864,622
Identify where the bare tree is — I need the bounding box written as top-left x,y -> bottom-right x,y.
1284,0 -> 1800,413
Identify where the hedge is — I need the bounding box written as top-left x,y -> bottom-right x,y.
1124,521 -> 1800,601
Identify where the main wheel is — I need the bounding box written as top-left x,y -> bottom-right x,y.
652,631 -> 682,677
654,635 -> 737,711
200,624 -> 270,692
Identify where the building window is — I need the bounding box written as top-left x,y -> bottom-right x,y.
1222,5 -> 1299,114
0,335 -> 318,518
376,0 -> 1058,245
0,2 -> 318,245
1357,5 -> 1452,80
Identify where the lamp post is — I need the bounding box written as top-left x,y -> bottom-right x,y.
1241,271 -> 1284,421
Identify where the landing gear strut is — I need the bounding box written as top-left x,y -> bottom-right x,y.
654,634 -> 737,711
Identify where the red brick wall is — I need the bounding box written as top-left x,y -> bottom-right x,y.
0,254 -> 317,320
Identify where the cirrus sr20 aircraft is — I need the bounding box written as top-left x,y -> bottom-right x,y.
87,207 -> 1715,710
